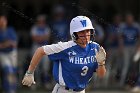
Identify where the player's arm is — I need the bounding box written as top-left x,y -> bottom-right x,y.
22,47 -> 46,86
0,41 -> 9,48
95,46 -> 106,78
28,47 -> 46,73
96,61 -> 106,78
22,42 -> 69,86
0,40 -> 17,48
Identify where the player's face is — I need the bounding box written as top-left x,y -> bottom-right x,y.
0,16 -> 7,30
76,29 -> 91,47
37,19 -> 46,27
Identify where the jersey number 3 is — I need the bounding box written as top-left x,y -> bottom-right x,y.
81,66 -> 88,76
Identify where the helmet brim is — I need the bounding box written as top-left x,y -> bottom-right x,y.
70,26 -> 94,36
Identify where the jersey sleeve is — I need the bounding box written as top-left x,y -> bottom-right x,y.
91,41 -> 100,52
91,41 -> 101,71
42,41 -> 76,61
30,26 -> 37,36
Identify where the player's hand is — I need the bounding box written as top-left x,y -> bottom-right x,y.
22,71 -> 36,87
133,51 -> 140,62
95,46 -> 106,65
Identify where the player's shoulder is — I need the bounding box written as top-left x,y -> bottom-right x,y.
56,40 -> 77,48
90,41 -> 100,46
43,40 -> 77,55
133,22 -> 140,29
31,25 -> 37,31
90,41 -> 102,51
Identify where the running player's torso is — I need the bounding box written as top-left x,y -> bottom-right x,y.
0,27 -> 17,52
43,41 -> 99,90
31,26 -> 50,45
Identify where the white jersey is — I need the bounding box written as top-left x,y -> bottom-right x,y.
43,40 -> 100,91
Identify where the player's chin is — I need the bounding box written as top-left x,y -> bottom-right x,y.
82,41 -> 89,45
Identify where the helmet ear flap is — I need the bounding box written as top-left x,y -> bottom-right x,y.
72,32 -> 78,41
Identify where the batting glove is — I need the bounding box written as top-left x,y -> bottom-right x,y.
22,71 -> 36,87
95,46 -> 106,65
133,51 -> 140,62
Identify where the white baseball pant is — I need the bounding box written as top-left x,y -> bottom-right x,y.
52,83 -> 85,93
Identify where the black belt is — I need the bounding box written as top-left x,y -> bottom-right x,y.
65,86 -> 83,92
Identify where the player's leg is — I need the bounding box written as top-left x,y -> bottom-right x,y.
9,50 -> 18,88
9,50 -> 18,71
0,51 -> 17,93
120,46 -> 134,86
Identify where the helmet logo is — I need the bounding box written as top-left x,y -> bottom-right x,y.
80,20 -> 87,27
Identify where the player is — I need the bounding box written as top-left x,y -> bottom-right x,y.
51,5 -> 70,43
30,14 -> 51,88
0,15 -> 18,93
119,13 -> 140,86
22,16 -> 106,93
